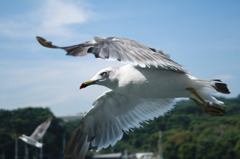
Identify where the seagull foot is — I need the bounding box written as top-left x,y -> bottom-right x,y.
190,97 -> 225,116
187,87 -> 225,116
205,103 -> 225,116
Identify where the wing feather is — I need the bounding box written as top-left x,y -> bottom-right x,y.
30,116 -> 52,141
36,36 -> 185,72
64,91 -> 175,159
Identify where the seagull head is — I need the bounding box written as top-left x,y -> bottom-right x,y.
80,67 -> 118,89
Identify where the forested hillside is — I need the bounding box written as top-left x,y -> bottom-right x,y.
0,96 -> 239,159
104,96 -> 240,159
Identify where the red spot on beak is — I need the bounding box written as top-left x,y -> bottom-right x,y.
80,84 -> 83,89
80,80 -> 94,89
80,83 -> 88,89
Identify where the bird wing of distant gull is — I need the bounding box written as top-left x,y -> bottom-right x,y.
30,116 -> 53,141
64,90 -> 175,159
36,36 -> 185,72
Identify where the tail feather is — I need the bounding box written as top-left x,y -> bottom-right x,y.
192,78 -> 230,105
206,79 -> 230,94
214,82 -> 231,94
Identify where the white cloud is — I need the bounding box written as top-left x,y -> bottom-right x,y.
215,75 -> 234,81
0,0 -> 93,38
0,59 -> 121,115
44,1 -> 88,26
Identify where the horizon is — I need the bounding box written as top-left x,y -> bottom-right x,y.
1,95 -> 239,116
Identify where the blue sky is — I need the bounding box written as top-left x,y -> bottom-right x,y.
0,0 -> 239,116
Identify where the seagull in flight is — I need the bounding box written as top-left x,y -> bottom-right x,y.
36,36 -> 230,159
19,116 -> 53,148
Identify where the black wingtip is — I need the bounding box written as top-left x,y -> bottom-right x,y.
214,83 -> 231,94
36,36 -> 58,48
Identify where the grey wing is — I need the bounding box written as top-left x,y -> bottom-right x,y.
64,91 -> 175,159
30,116 -> 53,141
36,36 -> 186,72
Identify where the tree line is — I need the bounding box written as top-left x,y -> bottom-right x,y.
0,95 -> 239,159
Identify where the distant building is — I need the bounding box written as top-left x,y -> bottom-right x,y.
93,153 -> 122,159
135,152 -> 154,159
92,152 -> 154,159
57,113 -> 85,122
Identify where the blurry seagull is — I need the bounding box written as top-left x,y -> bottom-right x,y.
37,36 -> 230,159
19,116 -> 53,148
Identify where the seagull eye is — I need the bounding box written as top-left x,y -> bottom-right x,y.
100,72 -> 108,77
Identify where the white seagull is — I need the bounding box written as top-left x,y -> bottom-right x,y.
19,116 -> 53,148
37,36 -> 230,159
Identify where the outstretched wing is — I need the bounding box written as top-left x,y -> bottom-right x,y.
64,91 -> 175,159
30,116 -> 53,141
36,36 -> 185,72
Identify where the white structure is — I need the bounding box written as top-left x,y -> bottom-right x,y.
136,152 -> 154,159
57,113 -> 84,122
93,153 -> 122,159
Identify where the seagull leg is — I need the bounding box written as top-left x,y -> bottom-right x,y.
190,98 -> 224,116
186,87 -> 225,116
